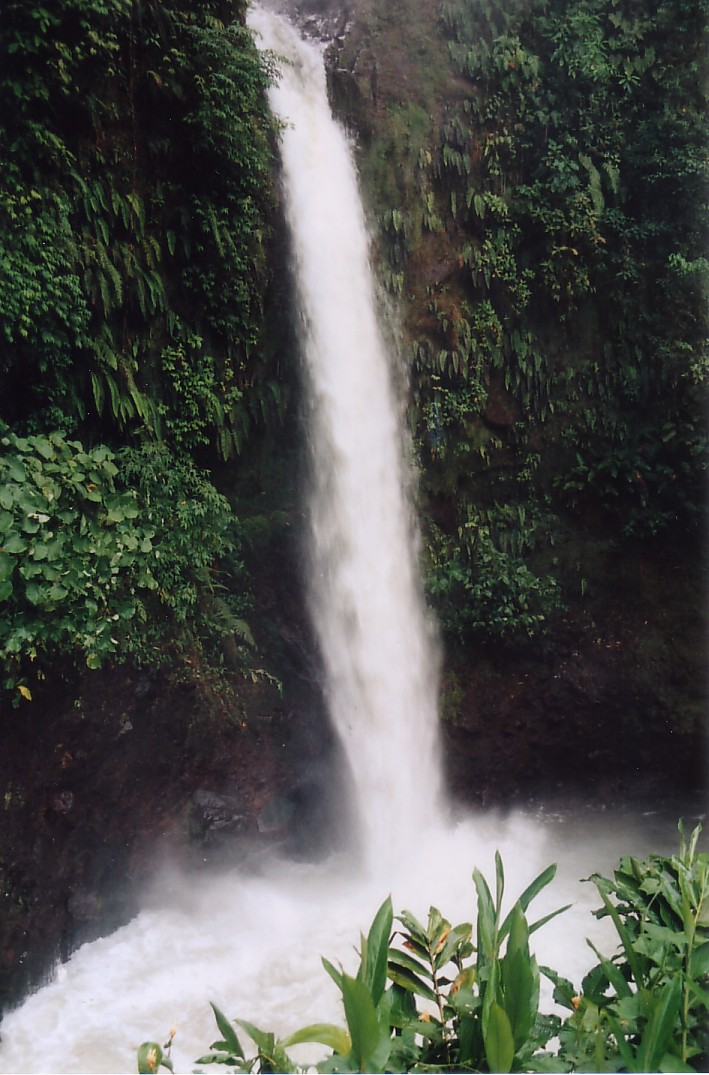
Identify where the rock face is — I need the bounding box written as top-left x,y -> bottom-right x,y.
262,0 -> 355,40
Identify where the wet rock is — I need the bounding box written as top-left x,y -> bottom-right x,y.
67,890 -> 101,922
483,373 -> 519,429
189,789 -> 255,844
50,790 -> 74,815
257,796 -> 296,834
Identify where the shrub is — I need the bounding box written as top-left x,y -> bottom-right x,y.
139,823 -> 708,1073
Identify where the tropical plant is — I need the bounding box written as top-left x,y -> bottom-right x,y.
0,427 -> 157,702
0,430 -> 255,701
426,503 -> 561,645
549,822 -> 709,1072
139,825 -> 708,1073
147,857 -> 566,1073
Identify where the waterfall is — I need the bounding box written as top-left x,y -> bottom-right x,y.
249,8 -> 442,865
0,12 -> 687,1075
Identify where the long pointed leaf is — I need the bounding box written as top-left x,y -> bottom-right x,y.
322,956 -> 343,991
637,975 -> 682,1072
387,961 -> 437,1003
210,1002 -> 244,1059
529,903 -> 572,936
363,897 -> 393,1005
586,939 -> 633,999
341,974 -> 386,1072
388,947 -> 433,981
495,851 -> 505,919
474,868 -> 497,959
278,1023 -> 351,1056
499,864 -> 558,942
606,1012 -> 637,1072
483,1001 -> 515,1074
235,1019 -> 275,1056
593,878 -> 647,990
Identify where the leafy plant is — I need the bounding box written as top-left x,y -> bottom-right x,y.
0,431 -> 255,700
147,857 -> 565,1073
139,827 -> 708,1073
550,822 -> 709,1072
0,427 -> 157,701
426,503 -> 560,644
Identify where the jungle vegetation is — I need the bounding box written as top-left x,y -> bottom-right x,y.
0,0 -> 706,717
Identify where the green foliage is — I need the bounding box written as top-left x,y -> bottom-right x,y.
427,503 -> 561,644
0,0 -> 278,457
117,443 -> 254,668
158,337 -> 245,455
0,431 -> 254,700
140,826 -> 708,1073
0,427 -> 157,701
548,822 -> 709,1072
0,0 -> 282,701
394,0 -> 708,545
170,859 -> 563,1074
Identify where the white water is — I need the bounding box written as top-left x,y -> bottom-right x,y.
256,8 -> 442,865
0,11 -> 700,1074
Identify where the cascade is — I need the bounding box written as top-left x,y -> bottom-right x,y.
249,6 -> 442,865
0,11 -> 689,1074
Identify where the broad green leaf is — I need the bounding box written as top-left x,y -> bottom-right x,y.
637,975 -> 682,1072
341,973 -> 387,1072
483,1001 -> 515,1074
210,1002 -> 244,1058
503,904 -> 537,1048
506,902 -> 530,962
361,896 -> 393,1005
387,961 -> 437,1003
235,1018 -> 274,1056
3,534 -> 28,554
0,552 -> 13,581
23,581 -> 43,605
6,458 -> 26,482
279,1022 -> 351,1055
690,941 -> 709,977
658,1055 -> 697,1073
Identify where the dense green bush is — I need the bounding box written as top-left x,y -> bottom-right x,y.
0,430 -> 252,702
0,0 -> 278,453
427,504 -> 560,644
0,428 -> 156,701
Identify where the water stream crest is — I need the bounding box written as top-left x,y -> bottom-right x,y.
0,11 -> 690,1073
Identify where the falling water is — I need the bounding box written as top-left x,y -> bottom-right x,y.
252,7 -> 442,864
0,11 -> 697,1074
